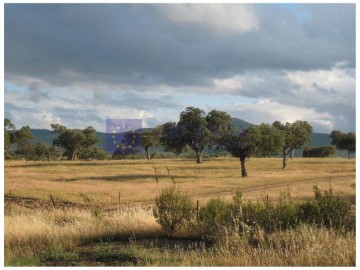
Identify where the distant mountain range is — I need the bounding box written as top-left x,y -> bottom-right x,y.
28,118 -> 341,156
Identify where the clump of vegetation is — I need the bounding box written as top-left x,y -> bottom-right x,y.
240,196 -> 300,234
153,187 -> 194,236
158,186 -> 352,240
299,185 -> 351,229
330,130 -> 356,158
199,198 -> 232,236
303,145 -> 336,157
197,191 -> 301,240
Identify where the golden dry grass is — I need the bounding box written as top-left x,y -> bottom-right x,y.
4,205 -> 162,265
181,225 -> 355,266
4,157 -> 356,266
5,204 -> 355,266
5,157 -> 355,206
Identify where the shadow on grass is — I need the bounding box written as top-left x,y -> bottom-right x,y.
6,161 -> 117,168
7,159 -> 211,169
55,174 -> 197,182
300,159 -> 355,165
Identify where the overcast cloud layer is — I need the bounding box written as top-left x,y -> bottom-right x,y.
4,4 -> 355,133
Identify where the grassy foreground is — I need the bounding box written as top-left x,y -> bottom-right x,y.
4,157 -> 356,266
5,206 -> 355,266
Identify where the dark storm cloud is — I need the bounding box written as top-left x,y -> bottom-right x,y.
5,4 -> 355,88
107,92 -> 182,111
4,4 -> 355,133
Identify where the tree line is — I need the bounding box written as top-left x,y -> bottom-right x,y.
4,107 -> 355,177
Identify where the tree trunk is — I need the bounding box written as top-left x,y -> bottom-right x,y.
282,149 -> 287,169
240,157 -> 247,177
348,151 -> 351,159
290,149 -> 295,159
196,150 -> 202,163
176,154 -> 179,159
146,148 -> 150,160
71,151 -> 77,161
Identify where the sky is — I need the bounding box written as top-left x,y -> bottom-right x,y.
4,3 -> 356,133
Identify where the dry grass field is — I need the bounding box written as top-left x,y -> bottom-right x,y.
4,157 -> 356,266
4,157 -> 355,206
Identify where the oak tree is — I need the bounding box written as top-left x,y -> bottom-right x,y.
273,120 -> 313,168
330,130 -> 356,158
51,124 -> 99,161
222,126 -> 261,177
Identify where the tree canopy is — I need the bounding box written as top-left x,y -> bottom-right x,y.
12,125 -> 34,161
51,124 -> 99,161
4,118 -> 15,158
221,125 -> 261,177
255,124 -> 285,157
177,107 -> 233,163
142,129 -> 161,160
330,130 -> 356,158
34,142 -> 60,161
160,122 -> 188,158
273,120 -> 313,168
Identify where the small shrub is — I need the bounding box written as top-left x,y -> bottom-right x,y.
153,187 -> 194,236
271,201 -> 299,231
232,190 -> 243,212
150,151 -> 160,159
236,194 -> 300,233
241,201 -> 264,226
199,198 -> 232,237
299,186 -> 351,229
92,207 -> 103,218
95,241 -> 113,261
303,146 -> 336,157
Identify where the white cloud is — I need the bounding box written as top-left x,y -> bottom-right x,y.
285,62 -> 355,94
213,76 -> 243,93
159,4 -> 259,36
222,99 -> 335,132
38,111 -> 62,127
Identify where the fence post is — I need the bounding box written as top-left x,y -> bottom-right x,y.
196,200 -> 200,220
49,194 -> 56,208
118,192 -> 121,209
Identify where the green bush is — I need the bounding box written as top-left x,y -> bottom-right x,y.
241,201 -> 265,225
150,151 -> 166,159
153,187 -> 194,236
199,198 -> 232,236
196,187 -> 352,245
199,191 -> 301,237
303,145 -> 336,157
299,186 -> 351,229
267,199 -> 299,231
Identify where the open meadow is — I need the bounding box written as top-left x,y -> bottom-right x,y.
4,157 -> 356,266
